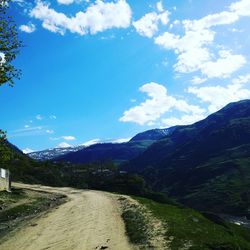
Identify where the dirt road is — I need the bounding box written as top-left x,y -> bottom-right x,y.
0,183 -> 133,250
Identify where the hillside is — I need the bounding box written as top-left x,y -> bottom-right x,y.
124,100 -> 250,216
0,140 -> 67,186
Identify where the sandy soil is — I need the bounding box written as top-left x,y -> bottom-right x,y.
0,183 -> 133,250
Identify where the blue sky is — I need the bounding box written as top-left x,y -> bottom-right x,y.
1,0 -> 250,152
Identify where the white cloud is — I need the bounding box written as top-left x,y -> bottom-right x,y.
30,0 -> 132,35
50,115 -> 57,119
19,23 -> 36,33
24,125 -> 30,128
36,114 -> 43,120
156,1 -> 164,12
22,148 -> 34,154
200,50 -> 246,78
230,0 -> 250,17
232,74 -> 250,84
57,142 -> 72,148
120,82 -> 204,125
183,11 -> 239,31
9,126 -> 45,138
155,30 -> 214,74
57,0 -> 75,5
133,10 -> 169,38
188,74 -> 250,113
62,136 -> 76,140
154,0 -> 250,78
191,76 -> 207,85
82,138 -> 101,146
46,129 -> 54,134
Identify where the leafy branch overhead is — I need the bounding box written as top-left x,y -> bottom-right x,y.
0,0 -> 22,87
0,0 -> 22,167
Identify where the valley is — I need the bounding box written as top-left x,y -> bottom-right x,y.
1,100 -> 250,249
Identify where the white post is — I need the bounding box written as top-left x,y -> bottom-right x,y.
0,168 -> 11,192
6,169 -> 11,192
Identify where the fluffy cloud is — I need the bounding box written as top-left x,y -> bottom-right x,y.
230,0 -> 250,16
155,30 -> 246,79
133,1 -> 169,38
57,142 -> 72,148
30,0 -> 132,35
155,30 -> 214,74
199,50 -> 246,78
62,136 -> 76,140
36,114 -> 43,120
120,82 -> 204,125
191,76 -> 207,85
154,0 -> 250,79
188,74 -> 250,113
50,115 -> 57,119
133,10 -> 169,38
46,129 -> 54,134
19,23 -> 36,33
57,0 -> 75,5
156,1 -> 164,12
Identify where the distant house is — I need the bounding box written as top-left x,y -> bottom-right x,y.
0,168 -> 11,192
119,171 -> 127,174
92,169 -> 114,176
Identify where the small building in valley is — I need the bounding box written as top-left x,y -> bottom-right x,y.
0,168 -> 11,192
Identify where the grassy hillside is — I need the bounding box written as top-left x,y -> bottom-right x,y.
128,197 -> 250,250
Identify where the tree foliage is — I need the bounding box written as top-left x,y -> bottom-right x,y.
0,0 -> 22,87
0,130 -> 13,166
0,0 -> 22,167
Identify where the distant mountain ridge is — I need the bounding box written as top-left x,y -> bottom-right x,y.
54,126 -> 178,164
28,145 -> 86,161
28,127 -> 177,163
130,126 -> 178,142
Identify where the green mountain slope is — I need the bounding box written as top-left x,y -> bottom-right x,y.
125,100 -> 250,216
0,140 -> 66,186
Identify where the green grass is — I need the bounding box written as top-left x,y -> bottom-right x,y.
0,189 -> 26,205
122,208 -> 148,244
0,203 -> 35,222
134,197 -> 250,250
